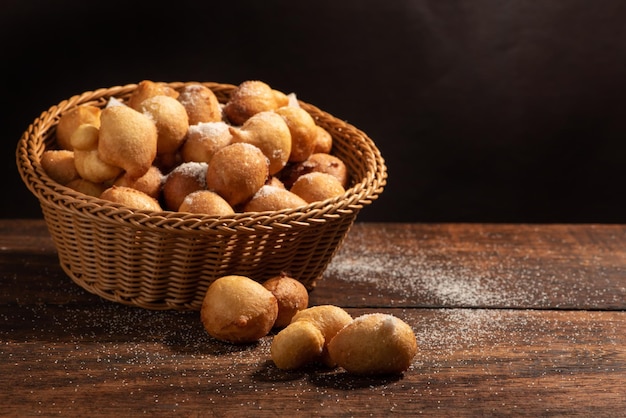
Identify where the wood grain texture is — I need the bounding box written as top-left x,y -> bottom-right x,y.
1,220 -> 625,416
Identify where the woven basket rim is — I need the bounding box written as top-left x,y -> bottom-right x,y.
16,81 -> 387,234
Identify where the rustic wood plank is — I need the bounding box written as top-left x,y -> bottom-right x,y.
1,301 -> 625,416
314,223 -> 626,310
2,220 -> 626,416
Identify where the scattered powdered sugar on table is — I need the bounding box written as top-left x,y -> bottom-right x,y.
324,226 -> 577,308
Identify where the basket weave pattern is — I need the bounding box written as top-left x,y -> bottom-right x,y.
16,82 -> 387,310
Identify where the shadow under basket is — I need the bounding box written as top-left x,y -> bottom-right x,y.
16,81 -> 387,310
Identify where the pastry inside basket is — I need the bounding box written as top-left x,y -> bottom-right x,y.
45,80 -> 349,215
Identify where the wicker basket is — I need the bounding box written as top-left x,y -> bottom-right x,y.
16,81 -> 387,310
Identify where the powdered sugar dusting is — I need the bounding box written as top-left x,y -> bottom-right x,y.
167,162 -> 208,187
324,225 -> 621,308
188,121 -> 230,139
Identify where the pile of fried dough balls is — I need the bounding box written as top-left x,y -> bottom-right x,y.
42,80 -> 351,214
200,274 -> 418,376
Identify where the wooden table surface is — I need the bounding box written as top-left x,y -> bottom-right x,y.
1,219 -> 625,417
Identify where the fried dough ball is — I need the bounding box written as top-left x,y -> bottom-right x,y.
127,80 -> 179,110
265,176 -> 286,189
328,313 -> 418,375
223,80 -> 289,125
229,111 -> 292,175
71,124 -> 123,183
291,305 -> 353,367
41,150 -> 79,185
281,153 -> 349,189
66,178 -> 107,197
162,162 -> 208,211
262,274 -> 309,328
312,125 -> 333,154
271,320 -> 324,370
139,95 -> 190,155
177,84 -> 222,125
206,143 -> 269,207
200,275 -> 278,344
274,106 -> 317,163
243,185 -> 308,213
56,105 -> 101,150
178,190 -> 235,216
181,121 -> 232,164
114,165 -> 164,199
98,105 -> 158,179
290,172 -> 346,203
100,186 -> 162,212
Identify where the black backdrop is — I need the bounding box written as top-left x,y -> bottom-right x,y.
4,0 -> 626,222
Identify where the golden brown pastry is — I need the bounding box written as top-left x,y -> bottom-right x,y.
271,320 -> 324,370
291,305 -> 353,367
200,275 -> 278,344
113,165 -> 164,199
65,178 -> 107,197
280,153 -> 349,189
98,105 -> 158,180
177,84 -> 222,125
290,172 -> 346,203
181,121 -> 232,164
71,124 -> 123,183
162,162 -> 208,211
327,313 -> 418,375
127,80 -> 179,110
243,185 -> 308,213
41,150 -> 80,185
262,274 -> 309,328
223,80 -> 289,125
178,190 -> 235,216
229,111 -> 292,175
274,106 -> 317,163
312,125 -> 333,154
100,186 -> 162,212
139,95 -> 189,155
55,105 -> 101,151
206,143 -> 269,207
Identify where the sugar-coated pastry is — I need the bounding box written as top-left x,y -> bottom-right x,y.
223,80 -> 289,125
98,105 -> 158,180
312,125 -> 333,154
265,176 -> 286,189
100,185 -> 162,212
177,84 -> 222,125
328,313 -> 418,375
291,305 -> 353,367
181,121 -> 232,164
113,165 -> 164,199
178,190 -> 235,216
139,95 -> 189,155
271,320 -> 324,370
243,185 -> 307,213
56,105 -> 101,151
280,153 -> 349,189
206,143 -> 269,207
41,150 -> 79,185
162,161 -> 208,211
274,106 -> 317,163
127,80 -> 179,110
229,111 -> 292,175
200,275 -> 278,344
290,172 -> 346,203
262,274 -> 309,328
65,178 -> 107,197
71,124 -> 123,183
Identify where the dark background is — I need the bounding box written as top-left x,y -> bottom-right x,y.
4,0 -> 626,223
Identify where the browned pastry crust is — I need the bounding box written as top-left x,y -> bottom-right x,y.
100,185 -> 162,212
